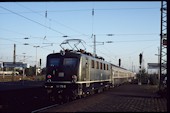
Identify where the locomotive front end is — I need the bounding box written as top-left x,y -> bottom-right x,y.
44,52 -> 80,101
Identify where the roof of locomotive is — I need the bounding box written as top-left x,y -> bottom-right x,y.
48,49 -> 132,71
47,49 -> 107,62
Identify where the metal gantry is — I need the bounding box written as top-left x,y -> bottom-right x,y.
160,0 -> 167,89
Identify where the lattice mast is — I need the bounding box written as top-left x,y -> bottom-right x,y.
160,0 -> 167,89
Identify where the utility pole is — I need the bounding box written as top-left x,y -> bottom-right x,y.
132,62 -> 133,72
33,46 -> 40,77
155,47 -> 160,90
93,35 -> 96,56
39,58 -> 42,75
93,34 -> 113,57
138,53 -> 142,85
22,53 -> 26,81
12,44 -> 16,81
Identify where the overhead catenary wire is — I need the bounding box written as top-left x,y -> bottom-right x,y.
84,42 -> 118,65
0,27 -> 66,41
1,3 -> 159,42
0,26 -> 159,40
112,39 -> 159,43
0,7 -> 160,14
0,36 -> 57,53
0,5 -> 66,36
83,35 -> 159,66
0,3 -> 160,69
0,27 -> 30,36
15,2 -> 89,39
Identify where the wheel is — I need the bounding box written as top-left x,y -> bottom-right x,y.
77,95 -> 82,99
63,95 -> 70,103
90,90 -> 95,95
82,92 -> 87,98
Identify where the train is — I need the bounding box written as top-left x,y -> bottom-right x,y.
0,71 -> 19,76
44,48 -> 135,102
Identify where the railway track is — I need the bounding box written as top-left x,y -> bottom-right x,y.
31,87 -> 110,113
31,103 -> 59,113
0,85 -> 49,112
31,84 -> 167,112
0,81 -> 118,112
0,82 -> 166,112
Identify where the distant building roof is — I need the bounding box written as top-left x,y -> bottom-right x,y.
147,63 -> 166,69
2,62 -> 29,68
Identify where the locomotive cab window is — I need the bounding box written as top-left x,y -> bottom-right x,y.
63,58 -> 77,67
49,58 -> 60,67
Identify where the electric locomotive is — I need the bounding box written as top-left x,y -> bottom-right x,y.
45,49 -> 112,101
44,39 -> 135,102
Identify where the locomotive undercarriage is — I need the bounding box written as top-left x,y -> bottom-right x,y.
45,81 -> 112,103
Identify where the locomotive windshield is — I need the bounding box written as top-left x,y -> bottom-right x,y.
63,58 -> 77,67
48,57 -> 78,67
49,58 -> 60,67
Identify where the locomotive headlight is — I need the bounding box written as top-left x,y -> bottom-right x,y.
72,75 -> 77,83
47,75 -> 52,83
47,74 -> 52,79
47,79 -> 51,83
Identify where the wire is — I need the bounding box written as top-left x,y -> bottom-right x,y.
124,42 -> 159,56
15,3 -> 89,39
0,36 -> 56,53
0,5 -> 66,36
113,33 -> 159,36
94,33 -> 159,36
0,27 -> 30,37
0,7 -> 160,14
0,37 -> 23,44
113,39 -> 159,43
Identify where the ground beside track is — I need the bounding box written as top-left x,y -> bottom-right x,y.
39,84 -> 167,112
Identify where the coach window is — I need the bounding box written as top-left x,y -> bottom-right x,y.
115,71 -> 118,77
104,64 -> 106,70
107,64 -> 109,70
96,61 -> 99,69
91,60 -> 95,68
100,62 -> 102,70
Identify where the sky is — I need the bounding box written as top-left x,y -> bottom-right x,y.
0,2 -> 161,73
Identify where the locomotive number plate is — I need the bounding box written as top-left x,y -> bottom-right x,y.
56,85 -> 66,88
58,72 -> 64,77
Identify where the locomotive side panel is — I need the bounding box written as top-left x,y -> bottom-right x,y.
77,55 -> 112,94
90,58 -> 111,81
89,58 -> 112,91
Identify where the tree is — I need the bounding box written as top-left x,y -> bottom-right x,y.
137,68 -> 148,84
41,67 -> 46,75
25,66 -> 36,76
